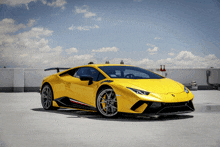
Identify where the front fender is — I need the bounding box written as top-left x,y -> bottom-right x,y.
109,84 -> 140,113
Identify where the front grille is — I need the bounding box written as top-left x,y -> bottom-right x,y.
159,106 -> 192,114
164,102 -> 187,107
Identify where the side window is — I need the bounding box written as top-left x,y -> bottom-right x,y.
115,70 -> 122,77
59,68 -> 79,77
74,67 -> 105,81
97,73 -> 105,81
68,68 -> 79,76
74,68 -> 87,78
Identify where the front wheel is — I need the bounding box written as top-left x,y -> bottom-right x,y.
96,88 -> 118,117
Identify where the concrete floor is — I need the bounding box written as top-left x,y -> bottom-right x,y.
0,90 -> 220,147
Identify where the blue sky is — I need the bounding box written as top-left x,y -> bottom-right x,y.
0,0 -> 220,68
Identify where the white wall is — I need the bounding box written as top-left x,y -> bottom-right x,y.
0,69 -> 14,87
0,68 -> 219,92
24,69 -> 56,87
160,69 -> 207,86
151,68 -> 220,86
209,69 -> 220,84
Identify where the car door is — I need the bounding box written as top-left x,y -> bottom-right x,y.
58,68 -> 80,101
70,67 -> 105,106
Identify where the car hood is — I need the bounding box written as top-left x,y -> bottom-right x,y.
114,78 -> 184,94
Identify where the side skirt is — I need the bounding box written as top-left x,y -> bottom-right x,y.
55,97 -> 96,111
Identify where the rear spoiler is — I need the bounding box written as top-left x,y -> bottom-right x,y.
44,67 -> 70,73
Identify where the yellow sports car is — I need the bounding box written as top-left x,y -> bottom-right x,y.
40,64 -> 194,117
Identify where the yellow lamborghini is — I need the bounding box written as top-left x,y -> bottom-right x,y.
40,64 -> 194,117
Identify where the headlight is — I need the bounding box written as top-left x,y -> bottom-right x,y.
184,86 -> 189,93
127,87 -> 150,95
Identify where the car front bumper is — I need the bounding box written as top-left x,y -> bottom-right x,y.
131,100 -> 195,115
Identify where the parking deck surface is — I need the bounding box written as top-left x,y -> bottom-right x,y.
0,90 -> 220,147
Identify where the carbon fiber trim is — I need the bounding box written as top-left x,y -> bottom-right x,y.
130,101 -> 148,111
100,80 -> 113,84
55,97 -> 96,111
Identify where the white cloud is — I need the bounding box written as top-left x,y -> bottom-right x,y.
107,51 -> 220,69
41,0 -> 47,5
97,17 -> 102,21
20,54 -> 28,57
75,6 -> 88,13
168,52 -> 175,56
84,12 -> 96,18
150,52 -> 157,55
92,47 -> 119,52
106,58 -> 155,68
205,54 -> 218,60
3,0 -> 68,10
17,27 -> 53,39
147,47 -> 158,52
1,18 -> 219,68
136,58 -> 155,66
53,46 -> 62,53
0,0 -> 36,6
0,18 -> 26,34
68,25 -> 74,31
146,43 -> 155,47
69,25 -> 99,31
156,51 -> 220,68
154,37 -> 161,40
0,18 -> 100,68
47,0 -> 67,10
39,45 -> 52,52
72,54 -> 93,60
1,0 -> 37,9
147,47 -> 158,55
175,51 -> 195,60
27,19 -> 36,27
74,5 -> 97,18
63,54 -> 96,66
146,43 -> 158,55
0,18 -> 99,68
0,18 -> 64,68
65,47 -> 78,54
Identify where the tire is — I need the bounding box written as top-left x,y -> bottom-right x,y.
41,85 -> 58,110
96,88 -> 118,117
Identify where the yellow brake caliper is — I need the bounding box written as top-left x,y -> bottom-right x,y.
102,94 -> 106,111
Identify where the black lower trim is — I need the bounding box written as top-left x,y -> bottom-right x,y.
24,87 -> 40,92
130,101 -> 146,111
0,87 -> 41,92
131,100 -> 194,115
55,97 -> 96,111
0,87 -> 14,92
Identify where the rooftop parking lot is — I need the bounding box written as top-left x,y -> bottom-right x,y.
0,90 -> 220,147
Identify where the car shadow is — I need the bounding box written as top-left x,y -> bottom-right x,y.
31,108 -> 194,122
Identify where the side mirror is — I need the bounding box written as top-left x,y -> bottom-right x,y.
80,75 -> 93,85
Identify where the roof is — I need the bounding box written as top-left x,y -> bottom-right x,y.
68,64 -> 133,69
86,64 -> 131,67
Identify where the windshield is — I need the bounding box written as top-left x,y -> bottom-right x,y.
99,66 -> 163,79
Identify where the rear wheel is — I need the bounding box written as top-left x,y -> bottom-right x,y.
96,88 -> 118,117
41,85 -> 58,110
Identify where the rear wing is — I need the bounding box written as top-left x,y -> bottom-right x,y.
44,67 -> 70,73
